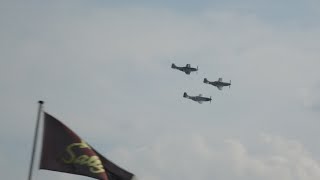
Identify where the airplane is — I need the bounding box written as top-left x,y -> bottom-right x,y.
203,78 -> 231,90
171,63 -> 198,75
183,92 -> 212,104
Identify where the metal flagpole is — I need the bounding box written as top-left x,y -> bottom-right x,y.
28,101 -> 44,180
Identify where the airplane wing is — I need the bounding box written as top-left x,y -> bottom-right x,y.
217,86 -> 223,90
185,71 -> 191,75
218,78 -> 222,82
197,101 -> 203,104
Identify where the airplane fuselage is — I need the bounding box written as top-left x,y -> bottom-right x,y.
204,78 -> 231,90
188,96 -> 211,102
210,81 -> 231,87
174,66 -> 197,74
171,63 -> 197,75
183,92 -> 212,103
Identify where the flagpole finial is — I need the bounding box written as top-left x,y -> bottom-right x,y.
38,101 -> 44,104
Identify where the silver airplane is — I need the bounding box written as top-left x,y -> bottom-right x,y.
183,92 -> 212,104
203,78 -> 231,90
171,63 -> 198,75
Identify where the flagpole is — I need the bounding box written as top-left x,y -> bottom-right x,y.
28,101 -> 44,180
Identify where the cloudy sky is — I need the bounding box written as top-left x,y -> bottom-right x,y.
1,0 -> 320,180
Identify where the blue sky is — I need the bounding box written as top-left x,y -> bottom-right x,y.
1,0 -> 320,180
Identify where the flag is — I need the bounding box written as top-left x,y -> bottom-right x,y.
40,112 -> 134,180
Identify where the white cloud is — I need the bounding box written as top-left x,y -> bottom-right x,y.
106,133 -> 320,180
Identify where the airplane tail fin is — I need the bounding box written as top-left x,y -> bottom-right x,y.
183,92 -> 188,98
171,63 -> 177,69
203,78 -> 209,83
229,80 -> 231,88
210,96 -> 212,103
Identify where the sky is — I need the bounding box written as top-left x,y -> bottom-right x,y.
1,0 -> 320,180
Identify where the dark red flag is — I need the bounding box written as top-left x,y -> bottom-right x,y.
40,112 -> 134,180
